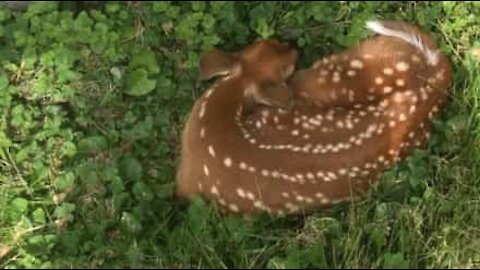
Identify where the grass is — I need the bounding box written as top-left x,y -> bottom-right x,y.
0,1 -> 479,269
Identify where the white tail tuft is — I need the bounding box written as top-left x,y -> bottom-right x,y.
366,20 -> 439,66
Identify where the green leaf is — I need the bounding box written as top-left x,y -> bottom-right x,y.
77,135 -> 108,155
153,1 -> 170,13
129,48 -> 160,74
0,74 -> 8,90
368,225 -> 386,250
56,171 -> 76,191
105,2 -> 120,14
186,196 -> 209,229
125,68 -> 156,96
157,76 -> 175,98
76,161 -> 99,186
118,155 -> 143,182
27,234 -> 57,255
56,66 -> 79,84
111,176 -> 125,195
11,197 -> 29,214
152,182 -> 175,199
25,1 -> 58,16
383,252 -> 409,269
15,146 -> 31,163
32,208 -> 46,224
120,212 -> 142,233
35,163 -> 50,182
132,181 -> 154,202
54,203 -> 76,221
28,234 -> 46,245
253,18 -> 275,39
61,141 -> 77,158
0,9 -> 10,22
267,257 -> 286,269
166,5 -> 180,19
0,132 -> 11,150
192,1 -> 206,12
122,115 -> 153,141
305,242 -> 328,268
284,243 -> 302,268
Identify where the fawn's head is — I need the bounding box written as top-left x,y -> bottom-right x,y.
199,39 -> 299,110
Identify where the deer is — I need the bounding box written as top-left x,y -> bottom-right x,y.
175,19 -> 452,217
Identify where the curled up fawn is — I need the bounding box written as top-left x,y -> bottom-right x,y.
175,20 -> 452,216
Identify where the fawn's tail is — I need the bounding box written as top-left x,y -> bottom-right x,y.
366,20 -> 440,66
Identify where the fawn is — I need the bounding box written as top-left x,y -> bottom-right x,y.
175,20 -> 451,216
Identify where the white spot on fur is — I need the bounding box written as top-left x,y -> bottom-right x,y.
208,145 -> 215,157
228,204 -> 239,212
395,79 -> 405,87
412,54 -> 421,62
253,200 -> 265,209
218,198 -> 226,206
211,186 -> 219,196
409,105 -> 416,114
350,59 -> 364,69
383,68 -> 393,75
199,103 -> 206,118
203,164 -> 209,176
236,188 -> 246,198
396,61 -> 409,71
332,73 -> 341,83
205,87 -> 214,97
383,86 -> 393,94
330,91 -> 338,100
224,157 -> 232,167
239,162 -> 247,170
285,202 -> 299,212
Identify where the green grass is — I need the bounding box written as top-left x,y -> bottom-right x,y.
0,1 -> 479,268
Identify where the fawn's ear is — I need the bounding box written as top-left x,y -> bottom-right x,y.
199,48 -> 240,81
244,82 -> 294,112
